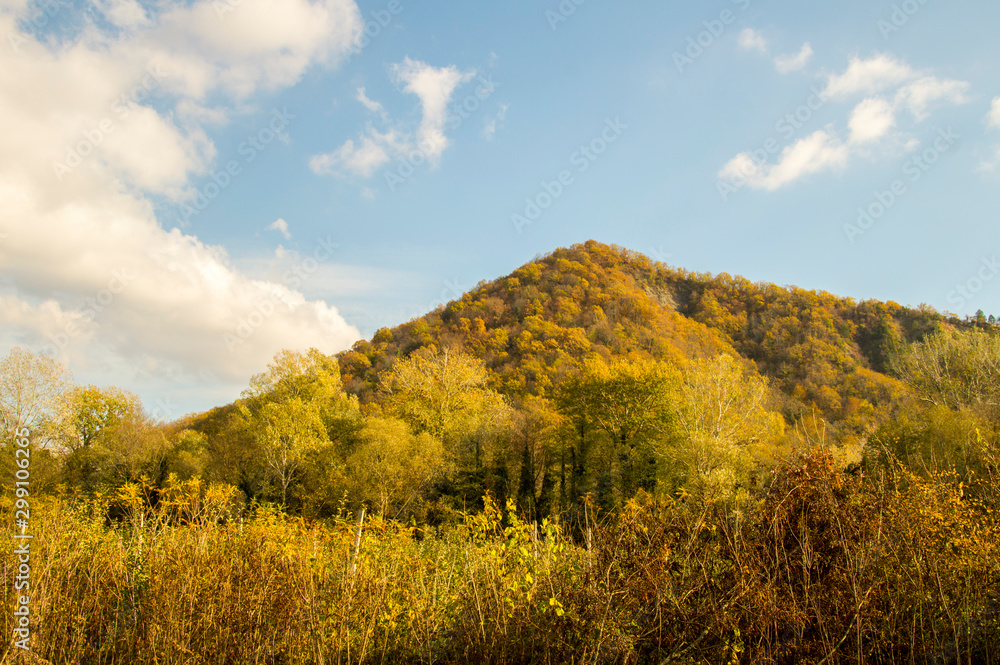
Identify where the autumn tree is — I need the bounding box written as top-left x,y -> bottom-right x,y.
243,348 -> 359,428
381,346 -> 510,464
0,348 -> 72,491
663,354 -> 784,501
891,328 -> 1000,419
344,416 -> 445,518
98,411 -> 170,486
240,398 -> 327,506
163,429 -> 211,481
59,386 -> 167,489
0,347 -> 71,445
58,385 -> 142,452
237,348 -> 357,507
872,328 -> 1000,485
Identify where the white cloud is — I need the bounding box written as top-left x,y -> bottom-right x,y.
0,198 -> 360,383
893,77 -> 970,120
311,58 -> 475,178
720,130 -> 849,190
720,53 -> 970,191
101,107 -> 217,196
989,98 -> 1000,130
390,57 -> 476,160
979,149 -> 1000,173
774,43 -> 813,74
738,28 -> 768,54
149,0 -> 362,99
849,98 -> 896,144
95,0 -> 152,29
822,53 -> 916,100
309,129 -> 398,177
980,98 -> 1000,172
0,0 -> 364,405
356,87 -> 386,117
268,218 -> 291,239
484,104 -> 509,140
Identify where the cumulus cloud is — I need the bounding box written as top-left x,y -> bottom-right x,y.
719,53 -> 970,191
391,57 -> 475,158
893,77 -> 969,120
0,0 -> 364,407
849,98 -> 897,144
719,130 -> 850,191
822,53 -> 916,99
94,0 -> 152,29
774,43 -> 813,74
310,58 -> 475,178
738,28 -> 768,54
148,0 -> 363,99
309,129 -> 400,177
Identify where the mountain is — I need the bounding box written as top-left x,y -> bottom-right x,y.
338,240 -> 948,445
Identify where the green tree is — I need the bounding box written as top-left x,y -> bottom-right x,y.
878,329 -> 1000,485
558,357 -> 680,502
239,397 -> 327,507
581,358 -> 678,448
554,376 -> 597,505
510,396 -> 563,516
164,429 -> 211,481
206,406 -> 269,501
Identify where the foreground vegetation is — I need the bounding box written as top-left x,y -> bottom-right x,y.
1,450 -> 997,664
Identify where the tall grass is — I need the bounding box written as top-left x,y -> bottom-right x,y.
2,451 -> 998,664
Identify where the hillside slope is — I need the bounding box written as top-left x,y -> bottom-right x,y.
338,240 -> 947,442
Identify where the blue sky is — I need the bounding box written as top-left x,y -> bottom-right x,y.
1,0 -> 999,418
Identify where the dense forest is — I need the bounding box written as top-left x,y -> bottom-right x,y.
2,241 -> 999,663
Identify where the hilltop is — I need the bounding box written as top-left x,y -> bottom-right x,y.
338,240 -> 945,445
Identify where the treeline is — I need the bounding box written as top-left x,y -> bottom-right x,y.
3,321 -> 998,526
1,344 -> 787,521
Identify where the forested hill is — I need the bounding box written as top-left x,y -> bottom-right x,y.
11,244 -> 999,663
339,240 -> 947,443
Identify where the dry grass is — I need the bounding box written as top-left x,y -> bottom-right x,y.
2,452 -> 998,664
